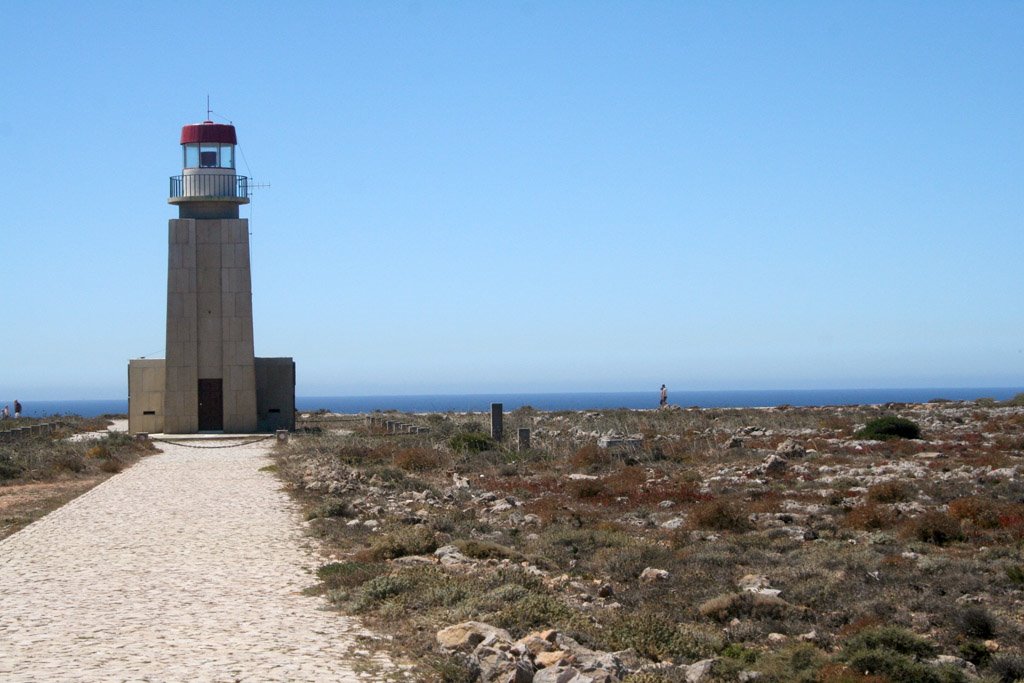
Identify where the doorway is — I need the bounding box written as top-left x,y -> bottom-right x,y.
198,378 -> 223,431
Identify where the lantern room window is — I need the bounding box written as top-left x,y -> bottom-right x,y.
182,143 -> 236,169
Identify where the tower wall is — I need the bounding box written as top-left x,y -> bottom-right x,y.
164,217 -> 257,433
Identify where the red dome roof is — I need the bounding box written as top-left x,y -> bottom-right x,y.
180,121 -> 237,145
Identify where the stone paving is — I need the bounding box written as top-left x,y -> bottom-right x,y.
0,438 -> 399,682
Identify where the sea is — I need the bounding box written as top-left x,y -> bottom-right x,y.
11,387 -> 1024,419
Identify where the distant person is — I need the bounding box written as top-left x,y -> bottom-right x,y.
659,385 -> 667,407
14,400 -> 22,419
1,405 -> 8,420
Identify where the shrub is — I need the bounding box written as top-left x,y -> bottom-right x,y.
307,498 -> 352,520
360,573 -> 413,602
867,481 -> 915,503
989,654 -> 1024,683
366,526 -> 437,560
600,613 -> 723,662
393,447 -> 445,472
1005,564 -> 1024,585
85,444 -> 110,459
844,503 -> 899,530
948,496 -> 1003,529
907,511 -> 963,545
955,605 -> 997,639
856,416 -> 922,441
839,626 -> 965,683
957,640 -> 991,667
1002,392 -> 1024,407
571,443 -> 613,472
317,561 -> 385,590
492,592 -> 578,637
448,432 -> 494,453
841,626 -> 936,659
0,457 -> 23,480
454,539 -> 520,561
690,498 -> 752,532
698,592 -> 799,622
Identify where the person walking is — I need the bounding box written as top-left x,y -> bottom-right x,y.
659,385 -> 668,407
13,400 -> 22,419
1,405 -> 8,420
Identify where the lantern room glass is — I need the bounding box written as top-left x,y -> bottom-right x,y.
182,143 -> 236,169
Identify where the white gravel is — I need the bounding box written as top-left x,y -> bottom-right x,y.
0,439 -> 397,682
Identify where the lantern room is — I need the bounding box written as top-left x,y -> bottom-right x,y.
170,120 -> 249,216
180,121 -> 237,169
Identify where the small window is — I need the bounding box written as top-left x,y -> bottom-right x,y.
185,144 -> 200,168
220,144 -> 234,169
143,410 -> 156,415
268,408 -> 281,414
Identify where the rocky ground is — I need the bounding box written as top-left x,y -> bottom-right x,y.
275,399 -> 1024,682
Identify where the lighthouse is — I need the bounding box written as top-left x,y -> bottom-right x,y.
128,120 -> 294,434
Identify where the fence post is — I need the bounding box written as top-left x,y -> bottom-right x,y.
490,403 -> 503,442
518,428 -> 530,451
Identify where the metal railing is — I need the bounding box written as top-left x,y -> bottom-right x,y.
169,174 -> 249,200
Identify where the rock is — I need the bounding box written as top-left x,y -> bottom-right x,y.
927,655 -> 977,676
776,439 -> 805,457
797,630 -> 818,643
475,645 -> 535,683
727,436 -> 745,449
767,632 -> 788,644
434,545 -> 472,565
533,668 -> 592,683
536,650 -> 571,668
597,583 -> 614,598
685,658 -> 720,682
639,567 -> 669,583
517,630 -> 559,656
437,621 -> 512,652
761,454 -> 788,475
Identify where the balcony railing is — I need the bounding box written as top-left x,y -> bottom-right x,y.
169,174 -> 249,200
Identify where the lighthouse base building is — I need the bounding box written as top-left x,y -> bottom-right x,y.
128,120 -> 294,435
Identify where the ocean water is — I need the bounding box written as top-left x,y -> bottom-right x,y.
12,387 -> 1022,418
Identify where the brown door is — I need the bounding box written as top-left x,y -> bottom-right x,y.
198,379 -> 223,431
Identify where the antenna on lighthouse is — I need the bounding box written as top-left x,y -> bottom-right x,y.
206,94 -> 212,121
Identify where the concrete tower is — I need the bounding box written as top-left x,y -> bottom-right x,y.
128,120 -> 294,435
164,121 -> 257,432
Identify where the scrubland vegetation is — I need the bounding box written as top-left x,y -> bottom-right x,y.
274,398 -> 1024,681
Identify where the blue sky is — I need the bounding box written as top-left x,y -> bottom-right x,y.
1,1 -> 1021,399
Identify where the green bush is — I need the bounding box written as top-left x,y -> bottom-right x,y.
599,613 -> 723,662
367,526 -> 437,560
448,432 -> 495,453
1005,564 -> 1024,585
307,498 -> 352,520
839,626 -> 968,683
989,654 -> 1024,683
842,626 -> 936,659
856,416 -> 922,440
955,605 -> 997,639
317,561 -> 385,590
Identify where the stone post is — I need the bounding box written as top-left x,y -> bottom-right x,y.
518,428 -> 530,451
275,429 -> 289,443
490,403 -> 503,442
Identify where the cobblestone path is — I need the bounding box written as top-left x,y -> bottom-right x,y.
0,440 -> 397,682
